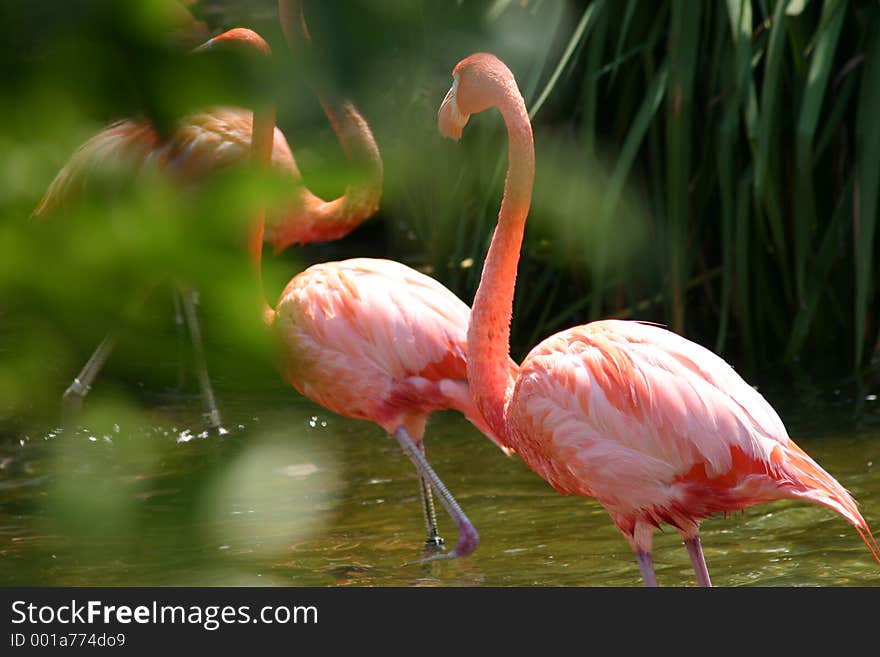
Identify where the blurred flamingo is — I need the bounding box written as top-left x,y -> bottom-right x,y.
35,0 -> 382,431
438,52 -> 880,585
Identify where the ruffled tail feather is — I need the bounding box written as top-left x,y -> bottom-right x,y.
785,441 -> 880,565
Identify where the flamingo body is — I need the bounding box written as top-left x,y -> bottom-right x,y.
507,319 -> 871,553
35,109 -> 295,200
273,257 -> 505,448
34,106 -> 376,251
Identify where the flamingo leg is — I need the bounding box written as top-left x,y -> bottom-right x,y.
178,286 -> 222,432
416,442 -> 445,550
62,333 -> 117,429
684,536 -> 713,587
635,551 -> 659,587
171,287 -> 187,393
393,427 -> 478,562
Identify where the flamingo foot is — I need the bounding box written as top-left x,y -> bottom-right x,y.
404,521 -> 478,566
202,409 -> 224,434
393,426 -> 480,564
448,520 -> 479,558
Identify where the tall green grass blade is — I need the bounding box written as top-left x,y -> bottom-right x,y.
521,263 -> 562,348
529,2 -> 599,122
715,0 -> 753,353
521,1 -> 568,108
578,1 -> 608,158
754,0 -> 788,277
588,62 -> 668,319
814,69 -> 856,160
723,0 -> 759,143
735,170 -> 756,373
731,1 -> 760,144
609,0 -> 638,86
854,23 -> 880,369
716,88 -> 738,353
786,174 -> 852,359
665,0 -> 702,333
724,0 -> 751,57
785,0 -> 808,16
793,0 -> 845,304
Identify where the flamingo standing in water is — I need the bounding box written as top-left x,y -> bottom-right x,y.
263,256 -> 516,554
438,52 -> 880,585
251,202 -> 516,553
244,49 -> 516,557
35,0 -> 382,431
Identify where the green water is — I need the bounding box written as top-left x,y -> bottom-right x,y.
1,383 -> 879,587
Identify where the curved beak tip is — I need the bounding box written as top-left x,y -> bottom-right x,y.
438,79 -> 468,141
438,102 -> 466,142
191,37 -> 214,53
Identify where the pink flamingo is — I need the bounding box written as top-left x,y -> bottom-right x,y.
267,258 -> 516,554
250,247 -> 516,553
248,115 -> 515,557
438,52 -> 880,585
36,1 -> 382,430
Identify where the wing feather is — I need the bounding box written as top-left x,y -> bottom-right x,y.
276,258 -> 471,384
34,108 -> 299,217
511,319 -> 791,509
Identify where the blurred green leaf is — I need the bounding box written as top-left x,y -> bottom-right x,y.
794,0 -> 845,304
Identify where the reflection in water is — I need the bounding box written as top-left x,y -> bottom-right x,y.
0,386 -> 879,587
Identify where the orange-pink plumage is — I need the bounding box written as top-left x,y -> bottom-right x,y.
34,104 -> 381,253
273,258 -> 504,445
258,256 -> 514,558
508,320 -> 875,552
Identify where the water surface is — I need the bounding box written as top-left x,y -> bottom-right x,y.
1,382 -> 879,587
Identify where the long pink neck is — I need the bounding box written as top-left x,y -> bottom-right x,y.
271,0 -> 383,252
249,103 -> 278,326
312,97 -> 383,229
467,85 -> 534,444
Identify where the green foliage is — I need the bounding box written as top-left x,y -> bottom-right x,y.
390,0 -> 880,381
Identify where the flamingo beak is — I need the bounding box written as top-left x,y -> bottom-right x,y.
191,37 -> 214,53
438,76 -> 469,141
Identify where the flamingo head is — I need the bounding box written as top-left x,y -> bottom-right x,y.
193,27 -> 272,58
438,52 -> 515,141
